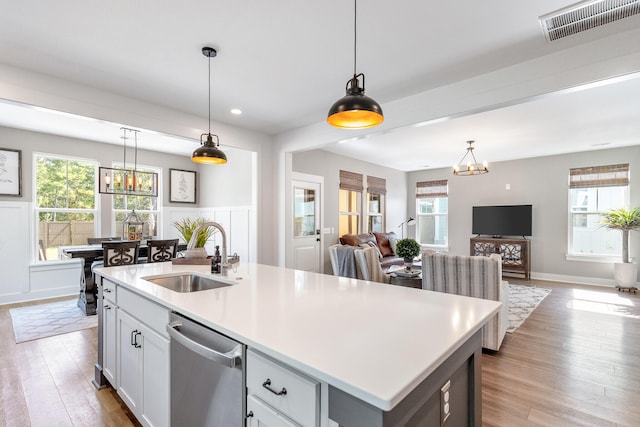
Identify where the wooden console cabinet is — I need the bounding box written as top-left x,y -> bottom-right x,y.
470,237 -> 530,279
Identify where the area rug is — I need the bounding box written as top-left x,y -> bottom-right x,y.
9,298 -> 98,343
507,284 -> 551,333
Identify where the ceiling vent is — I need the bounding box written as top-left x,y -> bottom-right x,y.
540,0 -> 640,42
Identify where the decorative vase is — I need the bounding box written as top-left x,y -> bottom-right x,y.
185,247 -> 208,259
404,257 -> 413,272
613,262 -> 638,288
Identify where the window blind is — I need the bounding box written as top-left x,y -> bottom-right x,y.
569,163 -> 629,188
416,180 -> 448,198
339,170 -> 363,192
367,176 -> 386,195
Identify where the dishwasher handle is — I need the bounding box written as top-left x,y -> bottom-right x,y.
167,321 -> 241,368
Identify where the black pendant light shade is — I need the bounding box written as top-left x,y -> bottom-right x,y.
192,133 -> 227,164
327,73 -> 384,128
192,46 -> 227,165
327,0 -> 383,129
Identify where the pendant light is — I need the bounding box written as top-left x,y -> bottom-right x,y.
327,0 -> 383,129
453,140 -> 489,176
192,46 -> 227,164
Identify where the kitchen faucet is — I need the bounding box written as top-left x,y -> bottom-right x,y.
186,221 -> 227,264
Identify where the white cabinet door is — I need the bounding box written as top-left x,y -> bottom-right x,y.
102,300 -> 117,386
117,309 -> 141,414
139,323 -> 169,427
247,395 -> 300,427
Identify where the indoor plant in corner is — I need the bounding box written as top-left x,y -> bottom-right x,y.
600,207 -> 640,290
395,238 -> 422,272
172,217 -> 217,258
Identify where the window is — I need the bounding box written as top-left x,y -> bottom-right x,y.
35,153 -> 98,260
338,170 -> 363,236
568,164 -> 629,257
366,175 -> 386,233
416,180 -> 448,247
112,163 -> 161,239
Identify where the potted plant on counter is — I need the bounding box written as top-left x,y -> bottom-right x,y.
600,206 -> 640,290
395,238 -> 421,271
172,217 -> 217,258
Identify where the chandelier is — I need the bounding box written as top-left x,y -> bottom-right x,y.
453,140 -> 489,176
98,128 -> 159,196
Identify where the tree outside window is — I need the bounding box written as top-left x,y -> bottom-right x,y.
35,154 -> 98,260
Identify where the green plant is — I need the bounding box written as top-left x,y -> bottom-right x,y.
395,238 -> 421,260
172,217 -> 217,248
600,207 -> 640,263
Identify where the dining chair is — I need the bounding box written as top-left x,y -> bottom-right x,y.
102,241 -> 140,267
354,246 -> 391,284
146,239 -> 179,263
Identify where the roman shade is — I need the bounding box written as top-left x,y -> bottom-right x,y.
416,180 -> 448,198
339,170 -> 364,192
367,176 -> 386,195
569,163 -> 629,188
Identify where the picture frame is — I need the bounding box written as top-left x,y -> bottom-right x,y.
0,148 -> 22,196
169,168 -> 197,203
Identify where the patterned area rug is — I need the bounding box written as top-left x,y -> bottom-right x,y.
507,284 -> 551,333
9,298 -> 98,343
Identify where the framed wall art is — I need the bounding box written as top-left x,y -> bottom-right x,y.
169,168 -> 197,203
0,148 -> 22,196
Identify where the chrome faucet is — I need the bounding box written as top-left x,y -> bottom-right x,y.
186,221 -> 227,264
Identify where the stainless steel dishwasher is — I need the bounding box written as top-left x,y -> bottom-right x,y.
167,311 -> 246,426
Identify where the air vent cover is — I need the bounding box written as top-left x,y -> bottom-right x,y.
540,0 -> 640,42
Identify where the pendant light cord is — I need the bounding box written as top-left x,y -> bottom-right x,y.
353,0 -> 357,76
208,54 -> 212,135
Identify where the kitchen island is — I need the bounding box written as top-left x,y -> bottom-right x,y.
93,261 -> 501,426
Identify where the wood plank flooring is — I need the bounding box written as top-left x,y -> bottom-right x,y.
483,278 -> 640,426
0,297 -> 138,427
1,280 -> 638,426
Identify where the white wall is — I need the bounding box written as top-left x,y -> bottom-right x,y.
407,146 -> 640,286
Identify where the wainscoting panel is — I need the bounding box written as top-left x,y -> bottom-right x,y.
0,202 -> 31,303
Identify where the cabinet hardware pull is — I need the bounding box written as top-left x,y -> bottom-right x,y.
104,305 -> 111,310
104,288 -> 112,293
134,331 -> 142,348
247,411 -> 254,418
130,329 -> 137,346
262,379 -> 287,396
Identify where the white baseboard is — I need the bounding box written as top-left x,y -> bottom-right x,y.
528,271 -> 633,288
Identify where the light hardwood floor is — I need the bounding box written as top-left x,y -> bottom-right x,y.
0,296 -> 138,427
1,280 -> 638,426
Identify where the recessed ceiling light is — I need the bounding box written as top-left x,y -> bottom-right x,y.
230,108 -> 242,115
591,142 -> 610,147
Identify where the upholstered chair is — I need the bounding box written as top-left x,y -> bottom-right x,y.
422,251 -> 508,351
354,246 -> 391,284
146,239 -> 179,263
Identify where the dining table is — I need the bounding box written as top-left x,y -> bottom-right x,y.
61,242 -> 187,315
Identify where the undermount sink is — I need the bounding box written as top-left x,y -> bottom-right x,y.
142,273 -> 234,293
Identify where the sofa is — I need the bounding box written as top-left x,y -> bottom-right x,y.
339,232 -> 404,269
421,251 -> 509,351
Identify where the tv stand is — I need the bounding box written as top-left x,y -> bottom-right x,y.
470,237 -> 530,279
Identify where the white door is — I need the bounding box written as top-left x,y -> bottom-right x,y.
292,180 -> 321,272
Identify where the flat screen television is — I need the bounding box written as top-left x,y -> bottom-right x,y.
472,205 -> 532,237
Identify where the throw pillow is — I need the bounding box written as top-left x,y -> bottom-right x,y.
373,232 -> 394,257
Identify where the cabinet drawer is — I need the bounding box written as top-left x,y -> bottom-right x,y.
102,279 -> 117,303
247,349 -> 319,427
247,394 -> 300,427
118,286 -> 169,338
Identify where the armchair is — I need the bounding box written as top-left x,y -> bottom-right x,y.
354,246 -> 391,284
422,251 -> 508,351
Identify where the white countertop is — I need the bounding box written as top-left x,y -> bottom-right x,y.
95,261 -> 501,411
